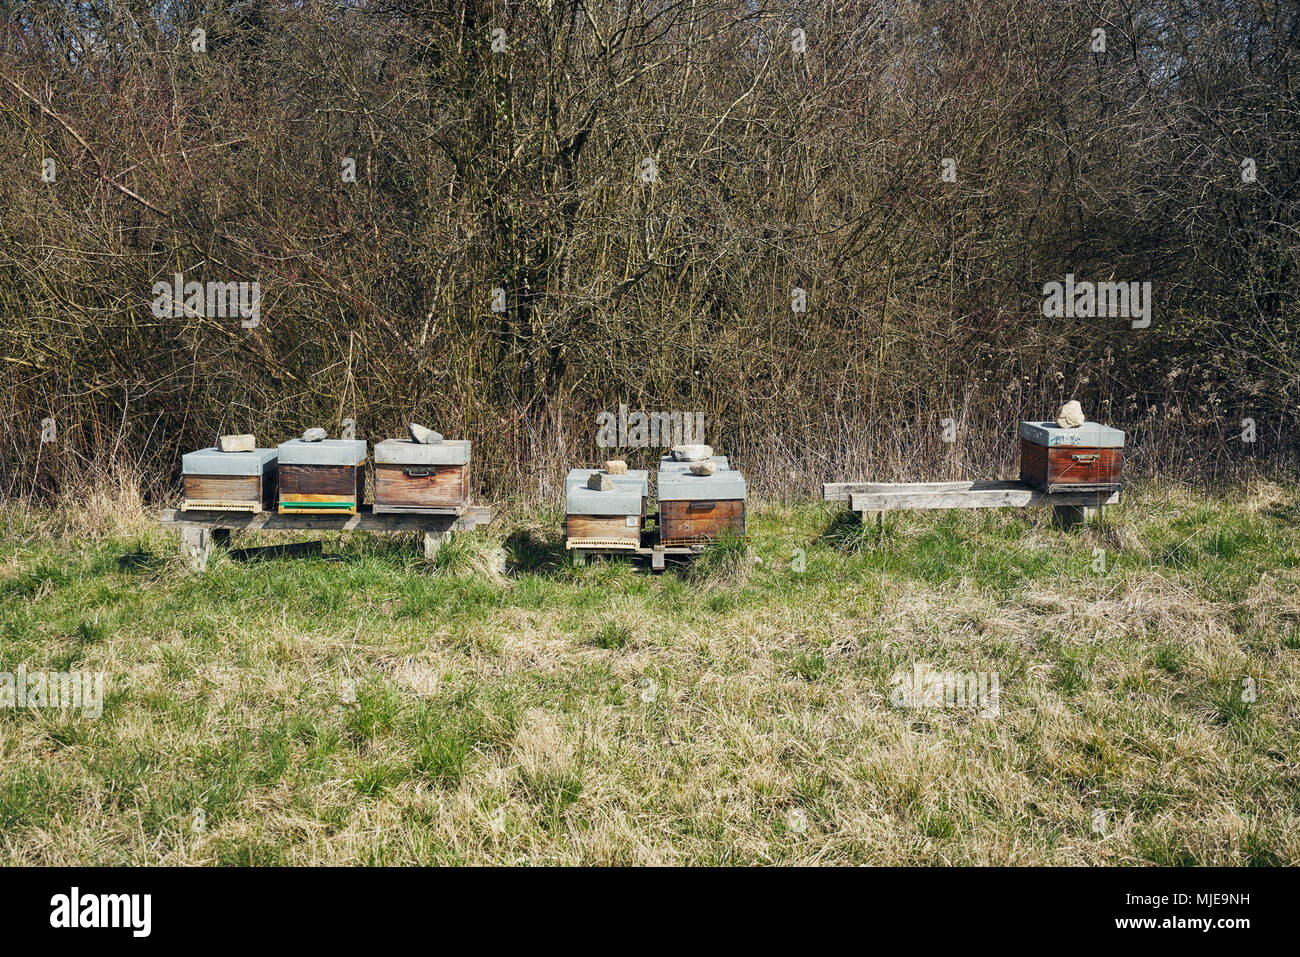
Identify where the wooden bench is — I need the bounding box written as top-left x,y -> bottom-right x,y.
160,504 -> 492,570
822,480 -> 1119,528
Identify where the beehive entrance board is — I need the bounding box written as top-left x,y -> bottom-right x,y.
373,439 -> 471,513
277,438 -> 367,514
564,469 -> 648,549
182,447 -> 277,512
656,468 -> 746,545
1019,422 -> 1124,492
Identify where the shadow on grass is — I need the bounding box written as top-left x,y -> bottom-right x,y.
1262,501 -> 1300,525
502,526 -> 571,576
819,508 -> 891,552
227,541 -> 325,563
686,530 -> 754,585
116,549 -> 164,572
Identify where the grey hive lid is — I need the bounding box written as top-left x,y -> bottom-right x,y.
657,455 -> 730,472
374,439 -> 470,466
276,437 -> 368,465
566,468 -> 649,497
657,469 -> 747,501
182,447 -> 277,476
566,483 -> 643,516
1019,421 -> 1124,448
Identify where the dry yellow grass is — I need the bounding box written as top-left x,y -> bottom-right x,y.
0,477 -> 1297,864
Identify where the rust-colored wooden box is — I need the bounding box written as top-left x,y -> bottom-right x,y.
181,447 -> 277,512
277,438 -> 367,514
1018,421 -> 1124,492
656,467 -> 747,545
373,439 -> 471,513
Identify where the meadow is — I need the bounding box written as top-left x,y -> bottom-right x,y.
1,480 -> 1297,865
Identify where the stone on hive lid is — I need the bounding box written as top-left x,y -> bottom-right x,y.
587,472 -> 614,491
408,422 -> 444,445
217,434 -> 255,453
302,427 -> 327,442
689,460 -> 716,476
604,459 -> 628,475
670,444 -> 713,462
1055,401 -> 1085,429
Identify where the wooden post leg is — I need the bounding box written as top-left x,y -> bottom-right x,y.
572,550 -> 586,566
1053,504 -> 1099,530
423,530 -> 449,561
179,527 -> 211,571
651,547 -> 665,571
859,510 -> 883,528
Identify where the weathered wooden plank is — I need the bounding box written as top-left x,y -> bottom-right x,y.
827,480 -> 1021,500
847,482 -> 1120,511
160,504 -> 491,532
824,481 -> 957,500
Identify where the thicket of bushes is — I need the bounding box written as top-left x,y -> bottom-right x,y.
1,0 -> 1296,502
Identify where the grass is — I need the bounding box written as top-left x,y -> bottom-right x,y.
0,480 -> 1297,864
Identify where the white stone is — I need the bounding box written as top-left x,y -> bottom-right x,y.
670,444 -> 713,462
217,434 -> 255,453
302,427 -> 327,442
1056,400 -> 1085,429
604,459 -> 628,475
689,460 -> 717,476
409,423 -> 444,445
587,472 -> 614,491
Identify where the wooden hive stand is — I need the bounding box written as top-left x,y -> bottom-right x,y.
822,480 -> 1120,528
161,504 -> 491,571
567,518 -> 708,572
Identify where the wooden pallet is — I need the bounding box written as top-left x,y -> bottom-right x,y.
569,541 -> 706,571
160,504 -> 491,569
568,519 -> 708,571
822,479 -> 1120,528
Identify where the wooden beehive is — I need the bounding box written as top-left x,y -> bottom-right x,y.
277,438 -> 367,514
181,447 -> 277,512
1019,421 -> 1124,492
656,466 -> 747,545
565,469 -> 648,548
373,439 -> 471,513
